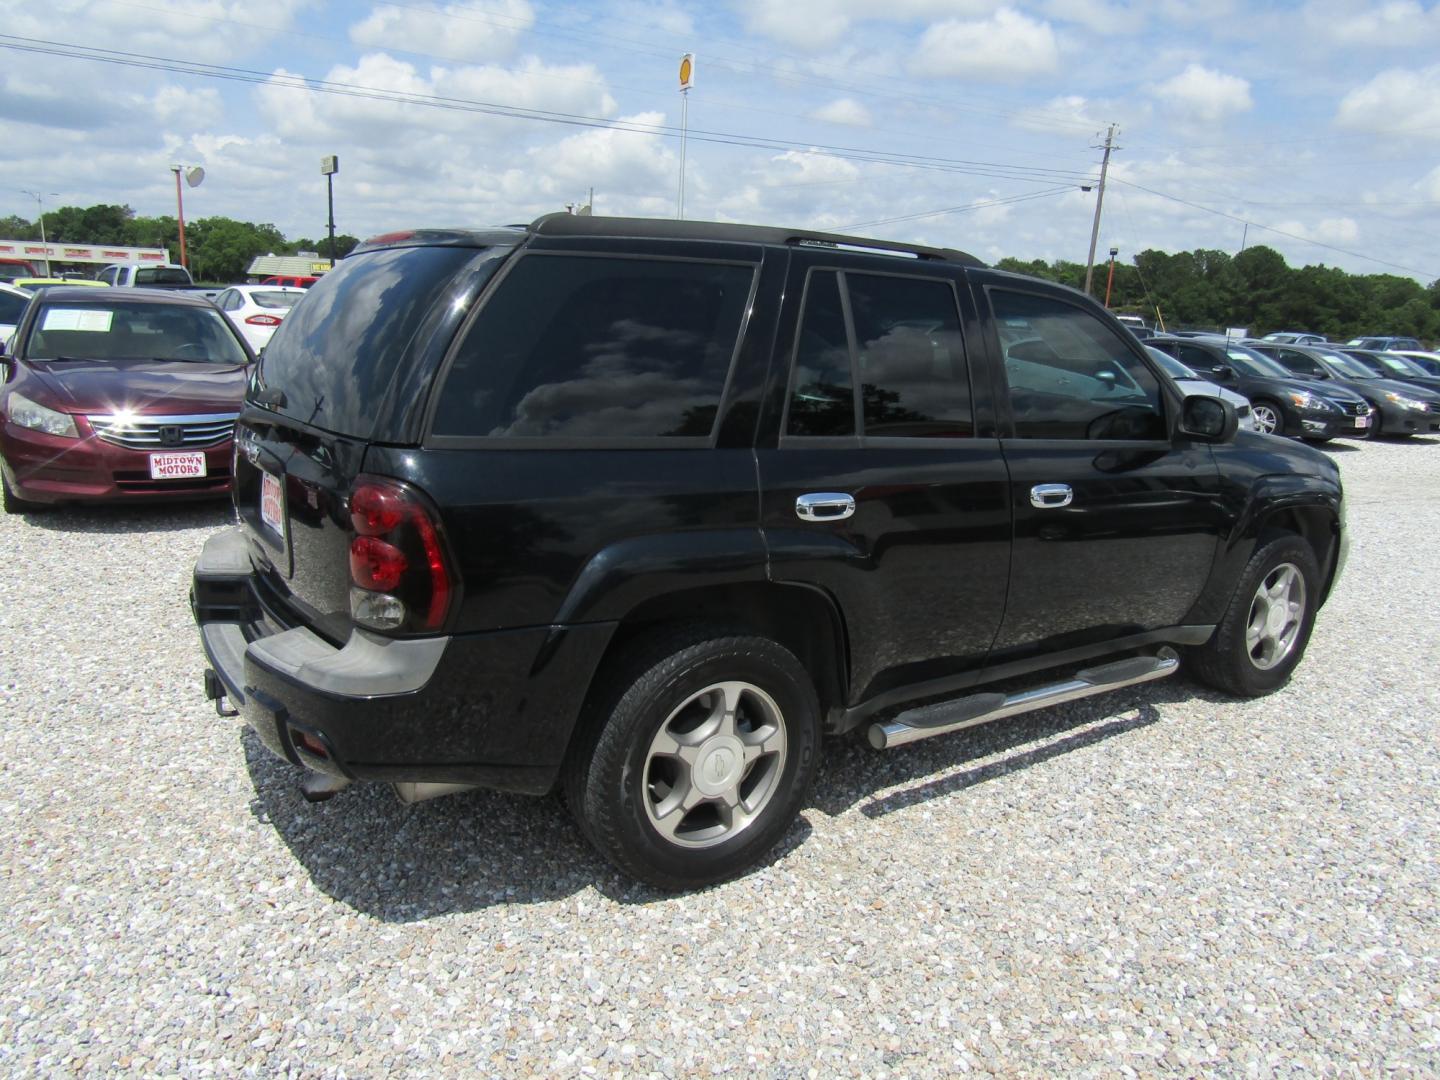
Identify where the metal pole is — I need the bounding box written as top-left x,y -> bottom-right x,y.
35,196 -> 50,276
1083,124 -> 1116,296
327,173 -> 336,268
678,88 -> 689,219
173,167 -> 188,269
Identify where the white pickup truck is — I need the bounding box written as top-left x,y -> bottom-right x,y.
97,263 -> 220,300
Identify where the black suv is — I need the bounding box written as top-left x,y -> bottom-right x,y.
192,216 -> 1347,888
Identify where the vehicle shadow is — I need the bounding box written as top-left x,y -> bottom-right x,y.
15,499 -> 231,535
241,730 -> 812,918
242,675 -> 1225,918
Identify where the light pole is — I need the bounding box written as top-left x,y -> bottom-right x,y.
21,190 -> 58,275
1105,246 -> 1119,308
170,164 -> 205,269
321,155 -> 339,267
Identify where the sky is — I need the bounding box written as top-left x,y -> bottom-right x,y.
2,0 -> 1439,281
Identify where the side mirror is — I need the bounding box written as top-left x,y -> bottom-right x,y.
1209,363 -> 1234,381
1180,395 -> 1239,443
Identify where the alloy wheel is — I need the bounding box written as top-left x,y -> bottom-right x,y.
1245,562 -> 1307,670
1251,403 -> 1280,434
642,681 -> 788,849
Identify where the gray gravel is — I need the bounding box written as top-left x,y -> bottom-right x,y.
1,437 -> 1437,1077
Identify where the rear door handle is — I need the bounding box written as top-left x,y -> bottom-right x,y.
1030,483 -> 1073,509
796,492 -> 856,521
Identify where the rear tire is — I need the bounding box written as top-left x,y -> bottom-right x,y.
1188,535 -> 1320,697
563,629 -> 821,890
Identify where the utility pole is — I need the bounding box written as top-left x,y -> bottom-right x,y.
1083,123 -> 1118,296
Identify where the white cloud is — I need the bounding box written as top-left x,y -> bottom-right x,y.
1270,218 -> 1361,245
350,0 -> 535,61
1153,64 -> 1252,122
1014,94 -> 1100,133
811,98 -> 873,126
1305,1 -> 1440,47
734,0 -> 994,51
1336,65 -> 1440,136
911,9 -> 1061,81
1043,0 -> 1142,33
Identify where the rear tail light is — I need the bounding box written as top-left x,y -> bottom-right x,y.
245,314 -> 283,326
347,477 -> 455,633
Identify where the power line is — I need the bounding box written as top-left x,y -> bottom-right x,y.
1109,177 -> 1440,279
842,186 -> 1076,231
0,34 -> 1098,188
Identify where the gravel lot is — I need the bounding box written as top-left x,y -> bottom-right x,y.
1,437 -> 1437,1077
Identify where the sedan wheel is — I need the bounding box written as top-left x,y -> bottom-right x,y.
1251,402 -> 1281,434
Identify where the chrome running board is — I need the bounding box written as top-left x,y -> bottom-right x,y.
867,647 -> 1180,750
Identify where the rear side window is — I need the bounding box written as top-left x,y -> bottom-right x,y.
256,245 -> 483,436
432,255 -> 754,439
134,267 -> 192,286
785,270 -> 972,439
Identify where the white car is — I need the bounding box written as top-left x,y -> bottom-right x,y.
1145,345 -> 1260,430
213,285 -> 307,352
0,282 -> 32,349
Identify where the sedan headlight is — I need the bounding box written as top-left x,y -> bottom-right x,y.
7,392 -> 79,438
1288,390 -> 1335,411
1383,391 -> 1429,412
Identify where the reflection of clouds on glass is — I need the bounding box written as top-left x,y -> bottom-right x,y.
494,318 -> 725,436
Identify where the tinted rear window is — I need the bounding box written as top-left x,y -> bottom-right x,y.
255,245 -> 482,436
432,254 -> 754,440
134,267 -> 192,285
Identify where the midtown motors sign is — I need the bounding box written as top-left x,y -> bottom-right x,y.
0,241 -> 168,265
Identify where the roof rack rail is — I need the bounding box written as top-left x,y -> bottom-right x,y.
527,213 -> 984,267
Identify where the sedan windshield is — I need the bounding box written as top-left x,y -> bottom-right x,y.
27,302 -> 249,365
1225,347 -> 1292,379
1316,350 -> 1379,379
1371,353 -> 1429,377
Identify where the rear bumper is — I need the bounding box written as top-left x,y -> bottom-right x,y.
1,422 -> 232,502
191,527 -> 614,795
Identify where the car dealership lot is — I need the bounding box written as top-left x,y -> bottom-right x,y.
0,440 -> 1436,1076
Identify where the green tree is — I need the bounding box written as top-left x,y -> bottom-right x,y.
185,216 -> 289,282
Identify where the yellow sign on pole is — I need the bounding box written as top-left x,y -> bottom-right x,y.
679,53 -> 695,91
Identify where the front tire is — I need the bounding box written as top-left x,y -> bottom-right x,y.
1250,400 -> 1283,436
1188,535 -> 1320,697
564,630 -> 821,890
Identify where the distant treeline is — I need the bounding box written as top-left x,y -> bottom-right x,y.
997,246 -> 1440,342
0,204 -> 359,284
7,204 -> 1435,340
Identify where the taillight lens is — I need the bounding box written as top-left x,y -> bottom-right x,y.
245,314 -> 283,326
347,478 -> 455,633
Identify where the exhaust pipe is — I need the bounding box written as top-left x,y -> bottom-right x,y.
300,772 -> 351,802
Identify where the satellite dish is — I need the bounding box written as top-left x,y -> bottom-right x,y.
185,166 -> 205,188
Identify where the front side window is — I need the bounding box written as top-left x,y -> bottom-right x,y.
992,289 -> 1165,440
433,255 -> 754,439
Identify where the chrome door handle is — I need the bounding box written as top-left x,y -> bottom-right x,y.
796,492 -> 855,521
1030,483 -> 1073,509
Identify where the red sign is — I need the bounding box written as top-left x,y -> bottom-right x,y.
101,250 -> 129,258
24,246 -> 47,255
138,252 -> 165,261
0,245 -> 14,254
64,248 -> 89,258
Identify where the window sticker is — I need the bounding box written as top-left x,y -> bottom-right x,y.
41,309 -> 114,333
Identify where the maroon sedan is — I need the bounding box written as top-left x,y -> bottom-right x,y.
0,287 -> 252,511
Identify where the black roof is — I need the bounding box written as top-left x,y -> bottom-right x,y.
528,213 -> 985,266
33,286 -> 218,307
354,215 -> 985,267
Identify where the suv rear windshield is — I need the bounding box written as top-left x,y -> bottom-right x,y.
255,244 -> 486,437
